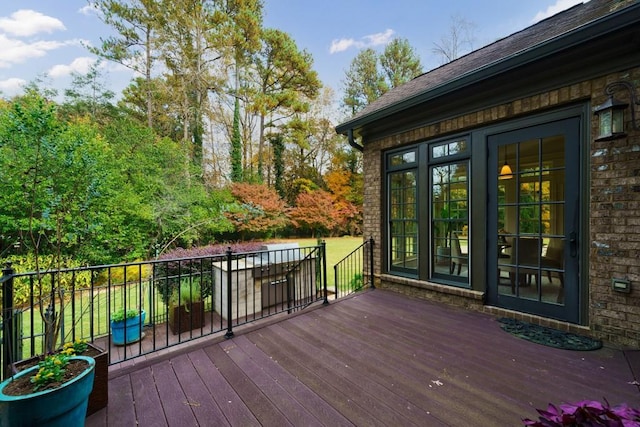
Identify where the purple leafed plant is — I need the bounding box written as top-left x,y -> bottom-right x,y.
523,399 -> 640,426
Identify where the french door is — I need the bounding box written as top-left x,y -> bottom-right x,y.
487,118 -> 581,323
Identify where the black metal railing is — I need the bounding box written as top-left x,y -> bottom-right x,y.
1,243 -> 327,379
333,237 -> 374,299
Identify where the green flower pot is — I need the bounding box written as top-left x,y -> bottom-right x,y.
0,355 -> 95,427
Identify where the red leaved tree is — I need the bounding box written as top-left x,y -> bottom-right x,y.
289,190 -> 338,237
226,183 -> 290,239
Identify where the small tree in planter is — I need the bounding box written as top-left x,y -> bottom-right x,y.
168,278 -> 204,334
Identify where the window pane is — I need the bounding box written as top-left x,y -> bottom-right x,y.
390,150 -> 416,166
431,161 -> 469,282
389,170 -> 418,271
432,139 -> 467,159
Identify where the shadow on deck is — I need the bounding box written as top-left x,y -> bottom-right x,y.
86,289 -> 640,426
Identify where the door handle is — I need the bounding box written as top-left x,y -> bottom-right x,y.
569,231 -> 577,258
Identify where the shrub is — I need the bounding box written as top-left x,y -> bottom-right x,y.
523,399 -> 640,426
3,254 -> 93,306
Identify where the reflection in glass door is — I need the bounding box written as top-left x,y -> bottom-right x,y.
431,161 -> 469,283
497,138 -> 565,303
488,118 -> 580,323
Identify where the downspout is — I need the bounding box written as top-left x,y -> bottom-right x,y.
347,128 -> 363,152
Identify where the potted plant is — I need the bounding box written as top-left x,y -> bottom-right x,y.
110,308 -> 146,345
11,338 -> 107,416
0,353 -> 95,426
168,278 -> 205,335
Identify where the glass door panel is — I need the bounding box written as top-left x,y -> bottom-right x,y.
497,136 -> 565,301
431,161 -> 469,283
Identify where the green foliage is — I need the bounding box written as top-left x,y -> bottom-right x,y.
30,353 -> 70,392
342,38 -> 422,115
351,273 -> 364,291
231,97 -> 243,182
60,338 -> 89,356
2,255 -> 93,307
171,278 -> 202,310
110,308 -> 140,323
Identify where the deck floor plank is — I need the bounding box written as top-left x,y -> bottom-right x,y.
246,325 -> 391,427
168,353 -> 230,426
187,348 -> 258,426
305,299 -> 535,421
233,334 -> 355,427
150,360 -> 199,426
128,367 -> 169,427
85,289 -> 640,426
222,335 -> 323,426
205,342 -> 294,427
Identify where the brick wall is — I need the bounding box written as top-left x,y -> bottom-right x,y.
362,67 -> 640,348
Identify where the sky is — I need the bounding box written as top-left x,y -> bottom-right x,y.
0,0 -> 586,102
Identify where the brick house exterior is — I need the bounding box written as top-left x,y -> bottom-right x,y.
336,0 -> 640,348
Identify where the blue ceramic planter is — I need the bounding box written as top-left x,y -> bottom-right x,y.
0,355 -> 95,427
110,310 -> 146,345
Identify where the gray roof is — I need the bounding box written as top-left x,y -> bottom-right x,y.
336,0 -> 638,135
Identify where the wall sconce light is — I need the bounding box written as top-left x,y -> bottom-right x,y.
593,80 -> 639,141
499,145 -> 513,180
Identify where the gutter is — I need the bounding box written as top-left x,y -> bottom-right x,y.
335,2 -> 640,138
347,128 -> 363,152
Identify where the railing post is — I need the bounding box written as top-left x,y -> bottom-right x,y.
225,247 -> 234,339
2,262 -> 15,380
369,237 -> 375,289
321,241 -> 328,305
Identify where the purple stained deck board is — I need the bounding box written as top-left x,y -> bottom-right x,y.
233,334 -> 354,427
169,353 -> 230,426
204,342 -> 294,426
187,348 -> 258,426
86,289 -> 640,426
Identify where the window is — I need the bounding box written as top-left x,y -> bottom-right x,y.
387,149 -> 418,274
385,138 -> 470,285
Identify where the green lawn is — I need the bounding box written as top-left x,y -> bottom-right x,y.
277,236 -> 365,289
289,236 -> 364,266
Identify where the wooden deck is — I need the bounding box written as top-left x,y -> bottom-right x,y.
86,289 -> 640,426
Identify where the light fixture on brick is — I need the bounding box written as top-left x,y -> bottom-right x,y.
593,80 -> 639,141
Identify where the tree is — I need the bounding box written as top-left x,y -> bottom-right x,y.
0,91 -> 112,350
211,0 -> 264,182
250,28 -> 321,180
225,182 -> 289,238
91,0 -> 161,128
431,14 -> 476,64
380,38 -> 423,87
118,76 -> 183,141
230,97 -> 243,181
342,38 -> 423,115
289,190 -> 337,237
341,48 -> 387,116
60,60 -> 117,123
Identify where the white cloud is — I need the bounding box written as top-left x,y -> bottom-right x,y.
0,9 -> 66,37
330,29 -> 395,54
48,57 -> 98,78
0,34 -> 82,68
78,4 -> 100,17
0,77 -> 26,95
532,0 -> 586,23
